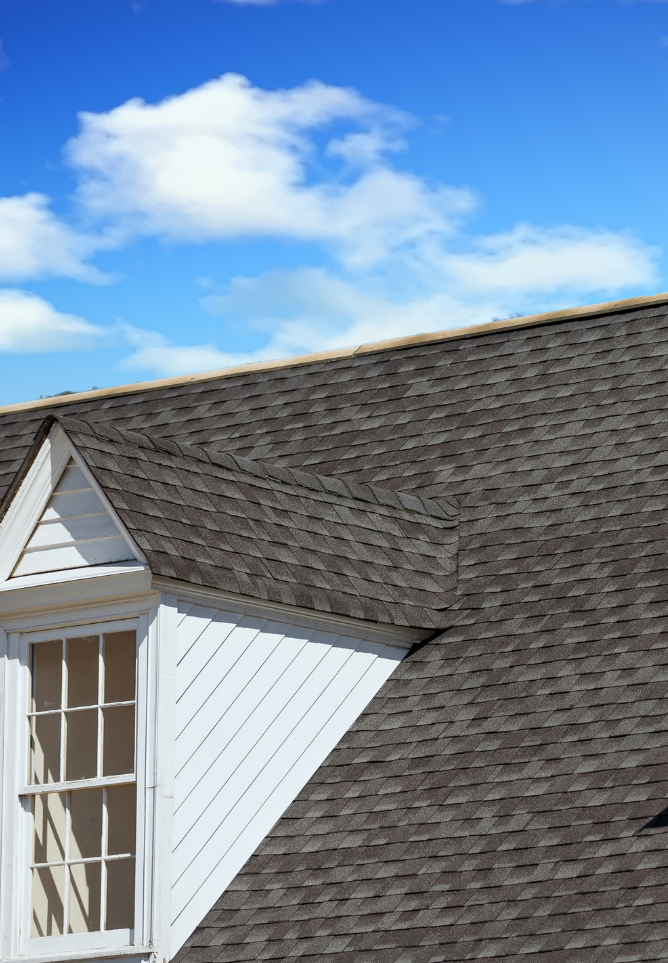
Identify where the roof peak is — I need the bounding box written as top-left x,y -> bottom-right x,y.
3,291 -> 667,416
58,416 -> 459,523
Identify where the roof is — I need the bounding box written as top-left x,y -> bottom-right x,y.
32,416 -> 458,628
0,292 -> 667,420
3,295 -> 668,960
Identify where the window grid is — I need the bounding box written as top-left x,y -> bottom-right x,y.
27,636 -> 135,787
25,629 -> 137,938
30,788 -> 135,933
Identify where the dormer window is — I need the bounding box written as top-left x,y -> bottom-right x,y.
27,626 -> 137,939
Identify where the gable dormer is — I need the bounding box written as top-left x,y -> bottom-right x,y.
0,422 -> 143,585
0,416 -> 447,963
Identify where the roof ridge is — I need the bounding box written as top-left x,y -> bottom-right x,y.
2,292 -> 667,415
59,416 -> 459,523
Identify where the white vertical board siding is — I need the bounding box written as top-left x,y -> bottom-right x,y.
12,460 -> 134,577
170,602 -> 407,954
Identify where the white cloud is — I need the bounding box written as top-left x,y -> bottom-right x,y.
0,290 -> 109,352
0,74 -> 659,379
0,194 -> 109,283
129,219 -> 656,378
66,73 -> 473,269
443,225 -> 657,294
117,322 -> 236,375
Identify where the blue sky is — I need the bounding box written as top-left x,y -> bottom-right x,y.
1,0 -> 668,403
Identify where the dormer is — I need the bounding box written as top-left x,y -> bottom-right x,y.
0,416 -> 458,963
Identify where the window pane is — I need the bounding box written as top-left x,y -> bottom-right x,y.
32,641 -> 62,712
70,789 -> 102,859
31,714 -> 61,785
33,792 -> 66,864
68,862 -> 101,934
105,858 -> 134,930
107,784 -> 136,856
102,706 -> 134,776
65,709 -> 97,781
103,631 -> 136,704
66,636 -> 99,708
31,864 -> 65,937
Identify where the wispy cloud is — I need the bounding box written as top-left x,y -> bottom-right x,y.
0,193 -> 112,283
0,290 -> 109,352
0,39 -> 9,73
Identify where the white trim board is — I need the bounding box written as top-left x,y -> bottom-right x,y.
152,576 -> 428,648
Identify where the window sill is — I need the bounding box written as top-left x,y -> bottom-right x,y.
16,945 -> 151,963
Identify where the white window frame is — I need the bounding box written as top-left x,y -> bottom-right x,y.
0,601 -> 165,963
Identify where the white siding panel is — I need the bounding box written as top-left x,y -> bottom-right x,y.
27,513 -> 118,548
170,604 -> 406,955
42,489 -> 107,520
13,535 -> 133,577
176,610 -> 253,704
11,457 -> 136,577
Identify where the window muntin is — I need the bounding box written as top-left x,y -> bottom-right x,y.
26,629 -> 137,939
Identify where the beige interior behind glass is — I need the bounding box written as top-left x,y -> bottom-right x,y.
28,629 -> 137,939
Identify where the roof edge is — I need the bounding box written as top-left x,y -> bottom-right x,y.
3,291 -> 667,415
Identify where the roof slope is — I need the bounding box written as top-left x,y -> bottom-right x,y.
48,417 -> 458,628
3,301 -> 668,960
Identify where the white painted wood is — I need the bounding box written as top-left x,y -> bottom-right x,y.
42,489 -> 106,520
170,603 -> 406,955
15,536 -> 134,577
24,513 -> 119,548
153,575 -> 427,646
11,459 -> 135,578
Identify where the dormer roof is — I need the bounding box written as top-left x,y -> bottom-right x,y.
2,415 -> 459,628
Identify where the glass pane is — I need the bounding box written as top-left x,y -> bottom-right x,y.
65,709 -> 97,781
33,792 -> 66,864
70,789 -> 103,859
102,706 -> 135,776
68,862 -> 101,933
103,631 -> 136,704
31,715 -> 61,785
107,784 -> 136,856
32,641 -> 62,712
31,864 -> 65,937
67,636 -> 99,708
105,858 -> 134,930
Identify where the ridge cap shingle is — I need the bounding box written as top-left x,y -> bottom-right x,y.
57,415 -> 459,523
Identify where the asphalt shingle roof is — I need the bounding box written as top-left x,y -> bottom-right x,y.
1,302 -> 668,961
31,416 -> 457,629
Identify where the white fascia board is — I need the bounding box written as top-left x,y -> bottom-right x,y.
152,575 -> 431,649
0,567 -> 156,630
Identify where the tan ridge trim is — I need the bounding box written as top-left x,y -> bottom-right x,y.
2,291 -> 668,416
